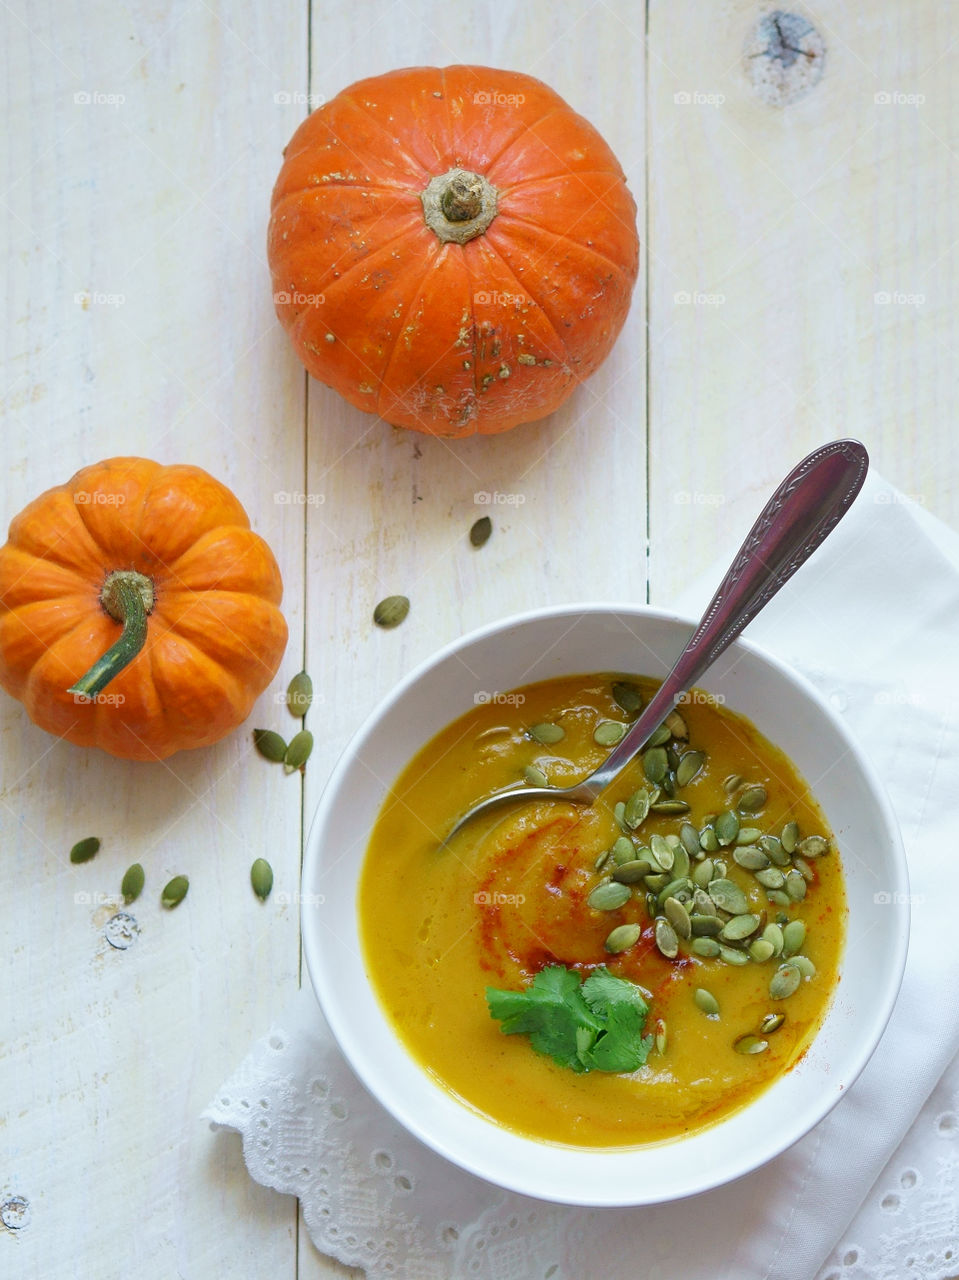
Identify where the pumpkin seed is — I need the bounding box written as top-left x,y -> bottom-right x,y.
529,722 -> 564,745
738,785 -> 767,813
250,858 -> 274,901
692,886 -> 718,916
719,944 -> 750,966
799,835 -> 829,858
666,743 -> 682,772
715,810 -> 740,846
720,913 -> 761,942
791,954 -> 817,978
645,892 -> 658,920
794,855 -> 815,882
613,859 -> 651,884
766,889 -> 791,907
286,671 -> 313,718
643,746 -> 669,784
712,858 -> 728,879
654,1017 -> 668,1054
612,836 -> 637,865
755,867 -> 786,890
734,846 -> 770,870
670,844 -> 690,881
749,938 -> 776,963
594,850 -> 610,872
523,764 -> 549,787
781,821 -> 800,853
120,862 -> 144,904
665,709 -> 689,740
699,827 -> 719,852
735,827 -> 762,846
70,836 -> 100,864
708,878 -> 748,915
690,913 -> 723,937
469,515 -> 492,548
161,874 -> 189,909
649,833 -> 675,872
284,730 -> 314,772
680,822 -> 701,858
657,877 -> 692,908
644,872 -> 669,892
613,801 -> 627,829
654,917 -> 679,958
624,788 -> 650,829
612,681 -> 642,714
692,936 -> 721,957
784,869 -> 807,901
759,834 -> 791,866
676,750 -> 706,788
588,881 -> 631,912
769,962 -> 801,999
782,919 -> 806,957
693,858 -> 715,889
650,799 -> 691,815
254,728 -> 287,762
647,724 -> 672,748
762,922 -> 785,955
724,773 -> 744,795
734,1034 -> 768,1055
594,720 -> 626,747
760,1012 -> 785,1034
664,896 -> 692,939
373,595 -> 409,628
605,922 -> 641,954
694,988 -> 720,1017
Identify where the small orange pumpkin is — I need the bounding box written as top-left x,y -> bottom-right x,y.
0,457 -> 288,761
268,65 -> 639,437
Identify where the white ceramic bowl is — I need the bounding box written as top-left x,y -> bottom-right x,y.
302,604 -> 909,1206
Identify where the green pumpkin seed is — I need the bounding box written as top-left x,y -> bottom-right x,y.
657,876 -> 692,907
529,722 -> 564,745
708,878 -> 748,915
624,788 -> 651,829
799,835 -> 829,858
692,936 -> 721,957
782,919 -> 806,957
649,833 -> 675,872
647,724 -> 672,748
469,515 -> 493,548
762,923 -> 785,955
588,880 -> 632,912
670,845 -> 691,881
665,709 -> 688,739
254,728 -> 288,766
769,962 -> 801,999
734,846 -> 770,870
784,870 -> 807,901
594,720 -> 627,746
284,730 -> 314,772
120,862 -> 144,903
613,859 -> 652,884
711,858 -> 728,878
691,913 -> 723,937
654,1017 -> 667,1054
767,889 -> 791,907
735,827 -> 762,846
666,743 -> 682,772
720,913 -> 761,942
613,801 -> 627,829
794,855 -> 815,882
680,822 -> 701,857
734,1033 -> 768,1054
249,858 -> 273,900
594,850 -> 610,872
755,867 -> 786,890
286,671 -> 313,718
650,799 -> 691,815
70,836 -> 100,864
523,764 -> 549,787
612,681 -> 642,714
699,827 -> 719,852
738,785 -> 767,813
791,954 -> 817,978
605,923 -> 641,954
664,896 -> 692,939
759,834 -> 791,866
161,874 -> 189,909
694,988 -> 720,1017
660,773 -> 677,798
612,836 -> 637,865
749,938 -> 776,963
654,917 -> 679,958
760,1012 -> 785,1034
693,859 -> 715,889
715,810 -> 740,847
373,594 -> 410,628
643,746 -> 669,785
645,892 -> 658,919
781,821 -> 800,853
676,750 -> 706,788
644,872 -> 669,892
719,944 -> 750,966
692,886 -> 718,915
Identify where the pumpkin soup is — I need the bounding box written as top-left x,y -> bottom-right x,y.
358,674 -> 845,1147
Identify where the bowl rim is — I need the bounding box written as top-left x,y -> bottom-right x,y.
302,600 -> 910,1205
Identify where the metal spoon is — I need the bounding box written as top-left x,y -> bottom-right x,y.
441,438 -> 868,846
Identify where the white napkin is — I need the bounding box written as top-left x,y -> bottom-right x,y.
205,472 -> 959,1280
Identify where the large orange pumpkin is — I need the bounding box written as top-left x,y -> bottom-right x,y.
268,65 -> 639,437
0,458 -> 288,761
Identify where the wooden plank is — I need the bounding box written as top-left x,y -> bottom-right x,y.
647,0 -> 959,607
0,2 -> 306,1277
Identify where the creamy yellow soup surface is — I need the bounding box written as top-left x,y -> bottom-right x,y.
358,674 -> 846,1148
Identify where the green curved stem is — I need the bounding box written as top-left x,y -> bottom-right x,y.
68,571 -> 153,699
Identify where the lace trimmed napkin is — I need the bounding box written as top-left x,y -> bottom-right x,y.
205,473 -> 959,1280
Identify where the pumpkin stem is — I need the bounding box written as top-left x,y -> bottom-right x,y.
420,168 -> 499,245
68,570 -> 155,699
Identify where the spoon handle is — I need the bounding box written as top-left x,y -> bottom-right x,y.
590,439 -> 869,793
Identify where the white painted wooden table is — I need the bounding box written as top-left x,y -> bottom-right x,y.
2,2 -> 956,1277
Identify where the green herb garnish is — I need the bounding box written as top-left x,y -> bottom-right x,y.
486,964 -> 653,1074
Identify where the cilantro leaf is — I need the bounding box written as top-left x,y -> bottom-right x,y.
486,964 -> 652,1075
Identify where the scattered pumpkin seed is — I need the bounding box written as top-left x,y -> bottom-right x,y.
691,913 -> 723,937
755,867 -> 786,890
250,858 -> 274,901
723,773 -> 744,794
645,724 -> 671,748
120,862 -> 144,904
699,827 -> 719,852
666,743 -> 682,772
781,821 -> 800,853
612,836 -> 637,865
161,875 -> 189,909
523,764 -> 549,787
605,922 -> 641,954
769,962 -> 801,999
794,855 -> 815,882
680,822 -> 701,858
694,988 -> 720,1017
734,845 -> 769,870
649,833 -> 675,873
594,850 -> 610,872
587,881 -> 631,912
373,595 -> 409,628
286,671 -> 313,718
738,785 -> 767,813
644,872 -> 669,892
759,834 -> 791,867
665,709 -> 689,739
612,859 -> 652,884
70,836 -> 100,864
670,845 -> 691,881
664,896 -> 692,939
692,886 -> 718,916
650,799 -> 691,815
692,935 -> 721,957
799,835 -> 829,858
749,938 -> 776,963
624,788 -> 651,829
719,944 -> 750,966
613,800 -> 627,828
708,878 -> 748,915
693,858 -> 715,889
782,919 -> 806,957
612,681 -> 642,714
643,746 -> 668,784
469,515 -> 492,548
766,889 -> 791,907
734,1033 -> 768,1054
594,720 -> 626,746
254,728 -> 287,762
644,891 -> 658,919
284,730 -> 314,773
784,869 -> 807,901
762,922 -> 785,955
711,858 -> 728,878
715,810 -> 740,846
654,1017 -> 667,1054
735,827 -> 763,846
529,722 -> 564,745
720,913 -> 761,942
676,750 -> 706,789
760,1012 -> 785,1034
654,917 -> 679,958
791,954 -> 817,978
